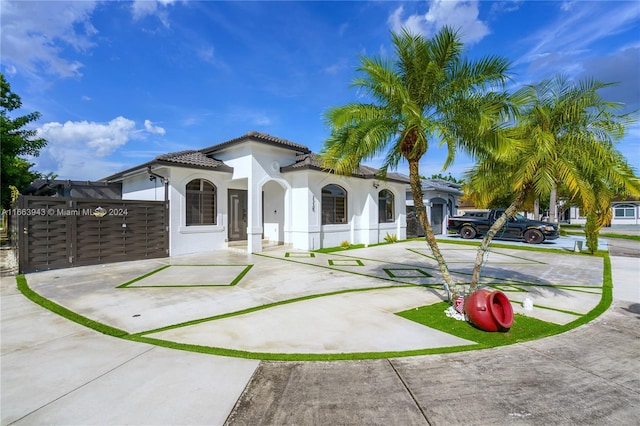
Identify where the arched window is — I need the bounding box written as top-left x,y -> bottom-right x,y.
378,189 -> 395,223
614,204 -> 636,218
322,184 -> 347,224
186,179 -> 216,225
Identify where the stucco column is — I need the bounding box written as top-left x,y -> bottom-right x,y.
246,179 -> 263,253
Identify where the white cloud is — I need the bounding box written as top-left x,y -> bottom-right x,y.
518,2 -> 640,72
560,1 -> 577,12
198,46 -> 216,63
131,0 -> 160,19
322,59 -> 349,75
3,64 -> 17,77
249,114 -> 272,127
195,45 -> 230,71
144,119 -> 166,135
0,0 -> 99,78
388,1 -> 489,45
131,0 -> 178,27
488,1 -> 523,16
38,116 -> 137,157
33,117 -> 143,180
33,116 -> 169,179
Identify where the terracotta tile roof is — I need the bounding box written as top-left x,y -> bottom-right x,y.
282,153 -> 409,183
283,152 -> 324,170
101,131 -> 406,184
201,131 -> 311,154
155,150 -> 229,169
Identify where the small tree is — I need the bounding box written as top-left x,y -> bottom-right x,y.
1,73 -> 47,209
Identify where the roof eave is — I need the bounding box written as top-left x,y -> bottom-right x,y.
281,164 -> 409,184
101,160 -> 157,182
103,159 -> 233,182
155,159 -> 234,173
202,132 -> 311,156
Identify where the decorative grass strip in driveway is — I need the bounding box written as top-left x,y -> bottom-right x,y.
117,264 -> 254,288
134,286 -> 475,357
328,259 -> 364,266
285,252 -> 315,258
384,268 -> 433,278
259,251 -> 444,287
13,243 -> 612,361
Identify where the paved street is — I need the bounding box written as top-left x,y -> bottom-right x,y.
605,237 -> 640,258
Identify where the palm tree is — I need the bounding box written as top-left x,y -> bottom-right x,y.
465,74 -> 639,290
321,27 -> 513,301
578,149 -> 640,253
527,75 -> 635,224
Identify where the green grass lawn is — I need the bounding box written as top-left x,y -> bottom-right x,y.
397,302 -> 564,348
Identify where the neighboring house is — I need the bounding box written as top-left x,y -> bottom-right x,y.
564,199 -> 640,226
22,179 -> 122,199
102,131 -> 409,256
406,178 -> 463,237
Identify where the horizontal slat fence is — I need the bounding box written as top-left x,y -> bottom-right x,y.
14,196 -> 168,272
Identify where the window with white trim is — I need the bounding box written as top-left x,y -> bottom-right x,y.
186,179 -> 216,225
614,204 -> 636,218
378,189 -> 395,223
322,184 -> 347,224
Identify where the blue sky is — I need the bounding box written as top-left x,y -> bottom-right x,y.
2,0 -> 639,181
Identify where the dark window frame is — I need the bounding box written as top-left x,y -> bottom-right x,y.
321,184 -> 347,224
614,204 -> 636,218
186,179 -> 217,226
378,189 -> 395,223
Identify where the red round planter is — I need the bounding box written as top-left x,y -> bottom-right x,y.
464,289 -> 514,332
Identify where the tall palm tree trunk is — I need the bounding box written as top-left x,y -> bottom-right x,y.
408,159 -> 459,301
549,183 -> 558,223
470,190 -> 527,291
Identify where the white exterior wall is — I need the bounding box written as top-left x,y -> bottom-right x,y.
168,167 -> 230,256
568,203 -> 640,226
287,173 -> 320,250
121,172 -> 166,201
296,171 -> 406,249
118,139 -> 407,255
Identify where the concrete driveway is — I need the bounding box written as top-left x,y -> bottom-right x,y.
2,238 -> 639,425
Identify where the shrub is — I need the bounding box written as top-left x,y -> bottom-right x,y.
340,240 -> 350,248
384,232 -> 398,243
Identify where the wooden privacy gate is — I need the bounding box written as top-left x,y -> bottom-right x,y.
14,196 -> 168,272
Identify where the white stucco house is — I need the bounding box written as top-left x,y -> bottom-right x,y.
102,131 -> 409,256
563,200 -> 640,226
405,178 -> 463,237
